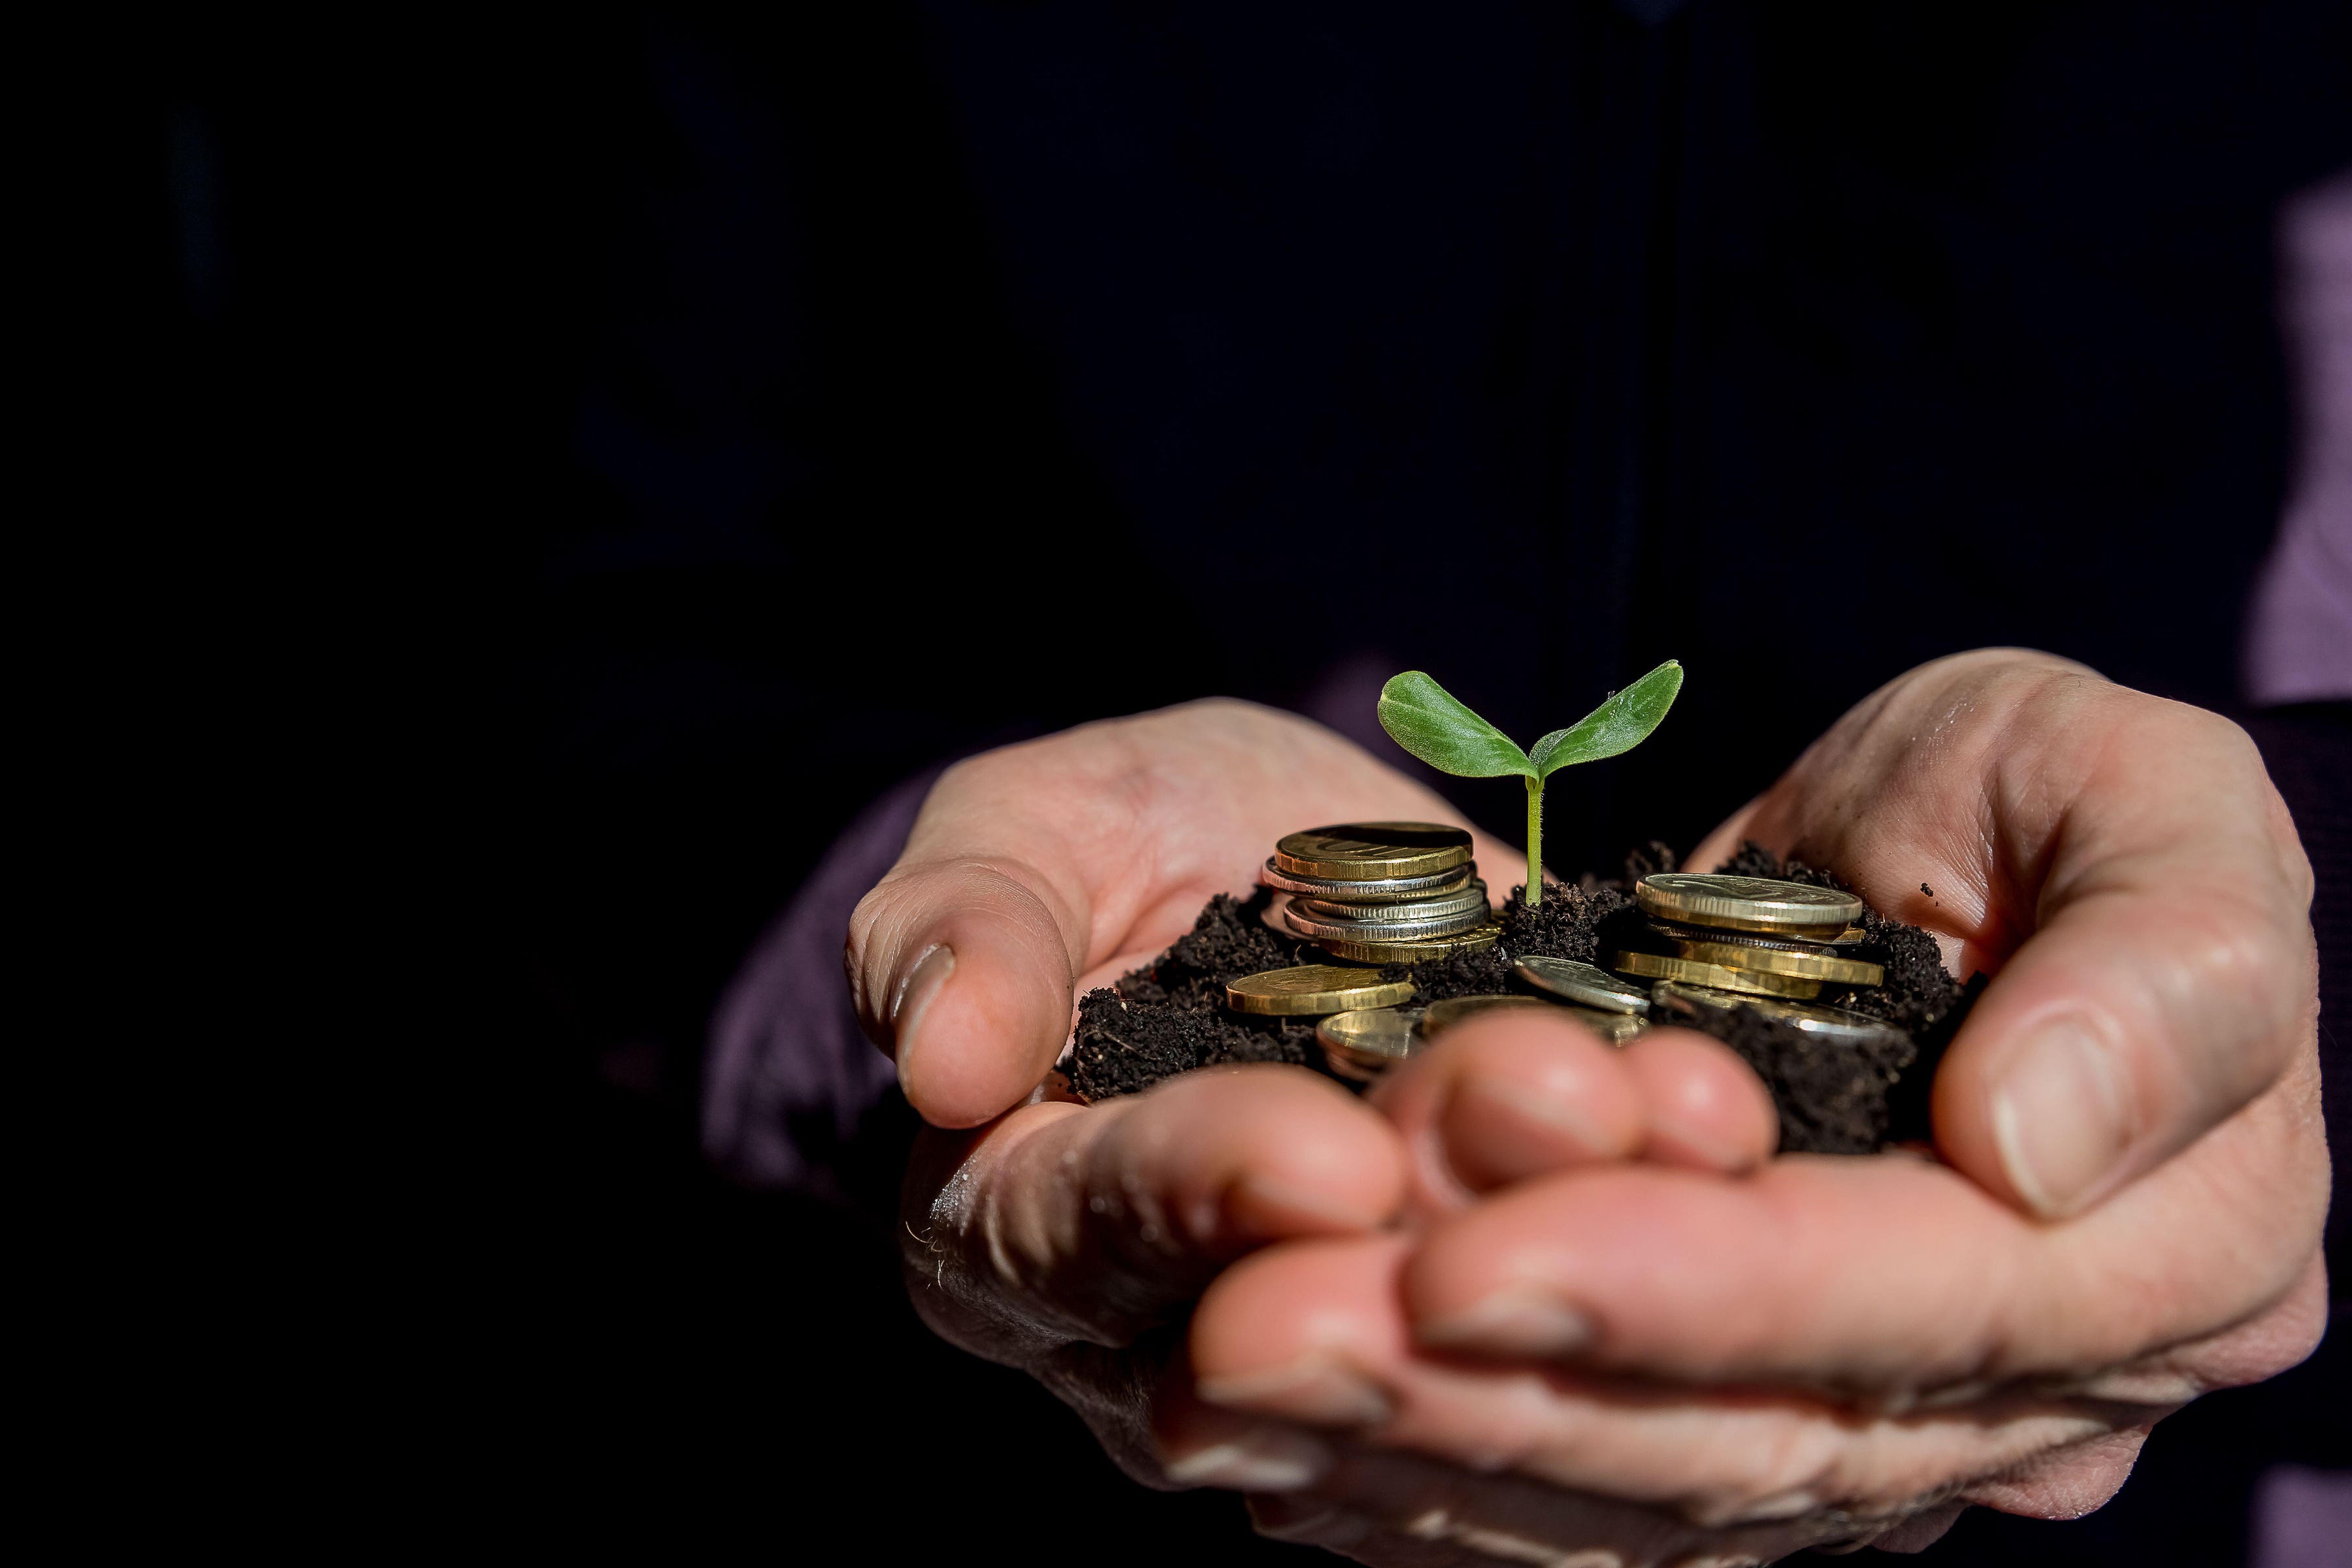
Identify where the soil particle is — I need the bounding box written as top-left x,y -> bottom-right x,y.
1071,892 -> 1317,1100
1068,988 -> 1312,1100
1671,988 -> 1917,1155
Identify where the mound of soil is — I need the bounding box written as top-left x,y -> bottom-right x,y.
1066,842 -> 1984,1155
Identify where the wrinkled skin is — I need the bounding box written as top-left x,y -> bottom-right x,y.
849,650 -> 2327,1565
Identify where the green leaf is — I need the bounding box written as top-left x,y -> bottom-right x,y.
1377,672 -> 1533,779
1529,661 -> 1684,778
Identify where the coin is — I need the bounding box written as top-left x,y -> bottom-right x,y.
1285,900 -> 1497,943
1420,994 -> 1553,1036
1642,916 -> 1874,957
1315,918 -> 1503,964
1634,873 -> 1863,936
1227,964 -> 1418,1016
1293,881 -> 1492,925
1260,857 -> 1475,903
1316,1007 -> 1425,1081
1556,1004 -> 1648,1046
1512,955 -> 1651,1014
1626,921 -> 1884,986
1650,982 -> 1905,1049
1606,948 -> 1825,999
1275,823 -> 1474,880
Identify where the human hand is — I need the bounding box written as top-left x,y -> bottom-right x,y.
1166,652 -> 2327,1556
851,701 -> 1768,1482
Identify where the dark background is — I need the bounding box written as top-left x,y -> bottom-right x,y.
149,3 -> 2348,1558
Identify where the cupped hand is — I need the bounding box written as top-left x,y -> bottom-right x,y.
856,702 -> 1759,1484
1163,652 -> 2328,1556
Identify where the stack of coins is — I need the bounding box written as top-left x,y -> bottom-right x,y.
1605,873 -> 1884,1001
1259,822 -> 1502,962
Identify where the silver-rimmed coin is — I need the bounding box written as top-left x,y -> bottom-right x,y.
1286,901 -> 1497,942
1316,1007 -> 1425,1081
1650,981 -> 1906,1049
1315,918 -> 1503,964
1513,955 -> 1650,1014
1634,873 -> 1862,936
1275,823 -> 1473,880
1294,881 -> 1491,926
1260,857 -> 1477,902
1637,921 -> 1872,959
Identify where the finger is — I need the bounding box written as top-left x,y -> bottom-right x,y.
1190,1235 -> 2125,1526
1618,1028 -> 1779,1173
1367,1013 -> 1646,1209
1395,1053 -> 2325,1394
851,853 -> 1084,1128
1931,702 -> 2313,1215
1368,1018 -> 1773,1216
911,1064 -> 1407,1356
1154,1353 -> 1340,1494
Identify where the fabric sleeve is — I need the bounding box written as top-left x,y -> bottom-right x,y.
2240,704 -> 2352,1296
700,766 -> 941,1205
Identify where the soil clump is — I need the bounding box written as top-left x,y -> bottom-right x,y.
1064,845 -> 1984,1156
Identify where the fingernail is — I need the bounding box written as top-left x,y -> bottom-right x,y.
1164,1427 -> 1334,1491
1989,1016 -> 2132,1217
890,943 -> 956,1088
1414,1286 -> 1594,1358
1197,1358 -> 1393,1426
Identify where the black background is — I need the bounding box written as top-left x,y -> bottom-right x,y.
147,3 -> 2348,1557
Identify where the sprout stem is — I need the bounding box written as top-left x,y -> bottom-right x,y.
1524,775 -> 1543,907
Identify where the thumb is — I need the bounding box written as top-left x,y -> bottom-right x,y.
1933,874 -> 2312,1218
1930,717 -> 2315,1217
849,855 -> 1084,1128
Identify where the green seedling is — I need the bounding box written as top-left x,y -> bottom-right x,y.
1377,661 -> 1684,907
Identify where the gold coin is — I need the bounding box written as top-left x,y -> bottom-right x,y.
1315,917 -> 1503,964
1607,949 -> 1824,1000
1316,1007 -> 1425,1081
1635,924 -> 1883,986
1650,983 -> 1904,1047
1275,823 -> 1474,880
1512,955 -> 1650,1014
1226,964 -> 1418,1016
1420,994 -> 1553,1036
1634,873 -> 1862,936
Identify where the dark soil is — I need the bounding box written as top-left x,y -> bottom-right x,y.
1064,844 -> 1985,1157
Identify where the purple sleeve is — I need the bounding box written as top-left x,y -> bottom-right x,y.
2245,168 -> 2352,706
701,766 -> 941,1200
